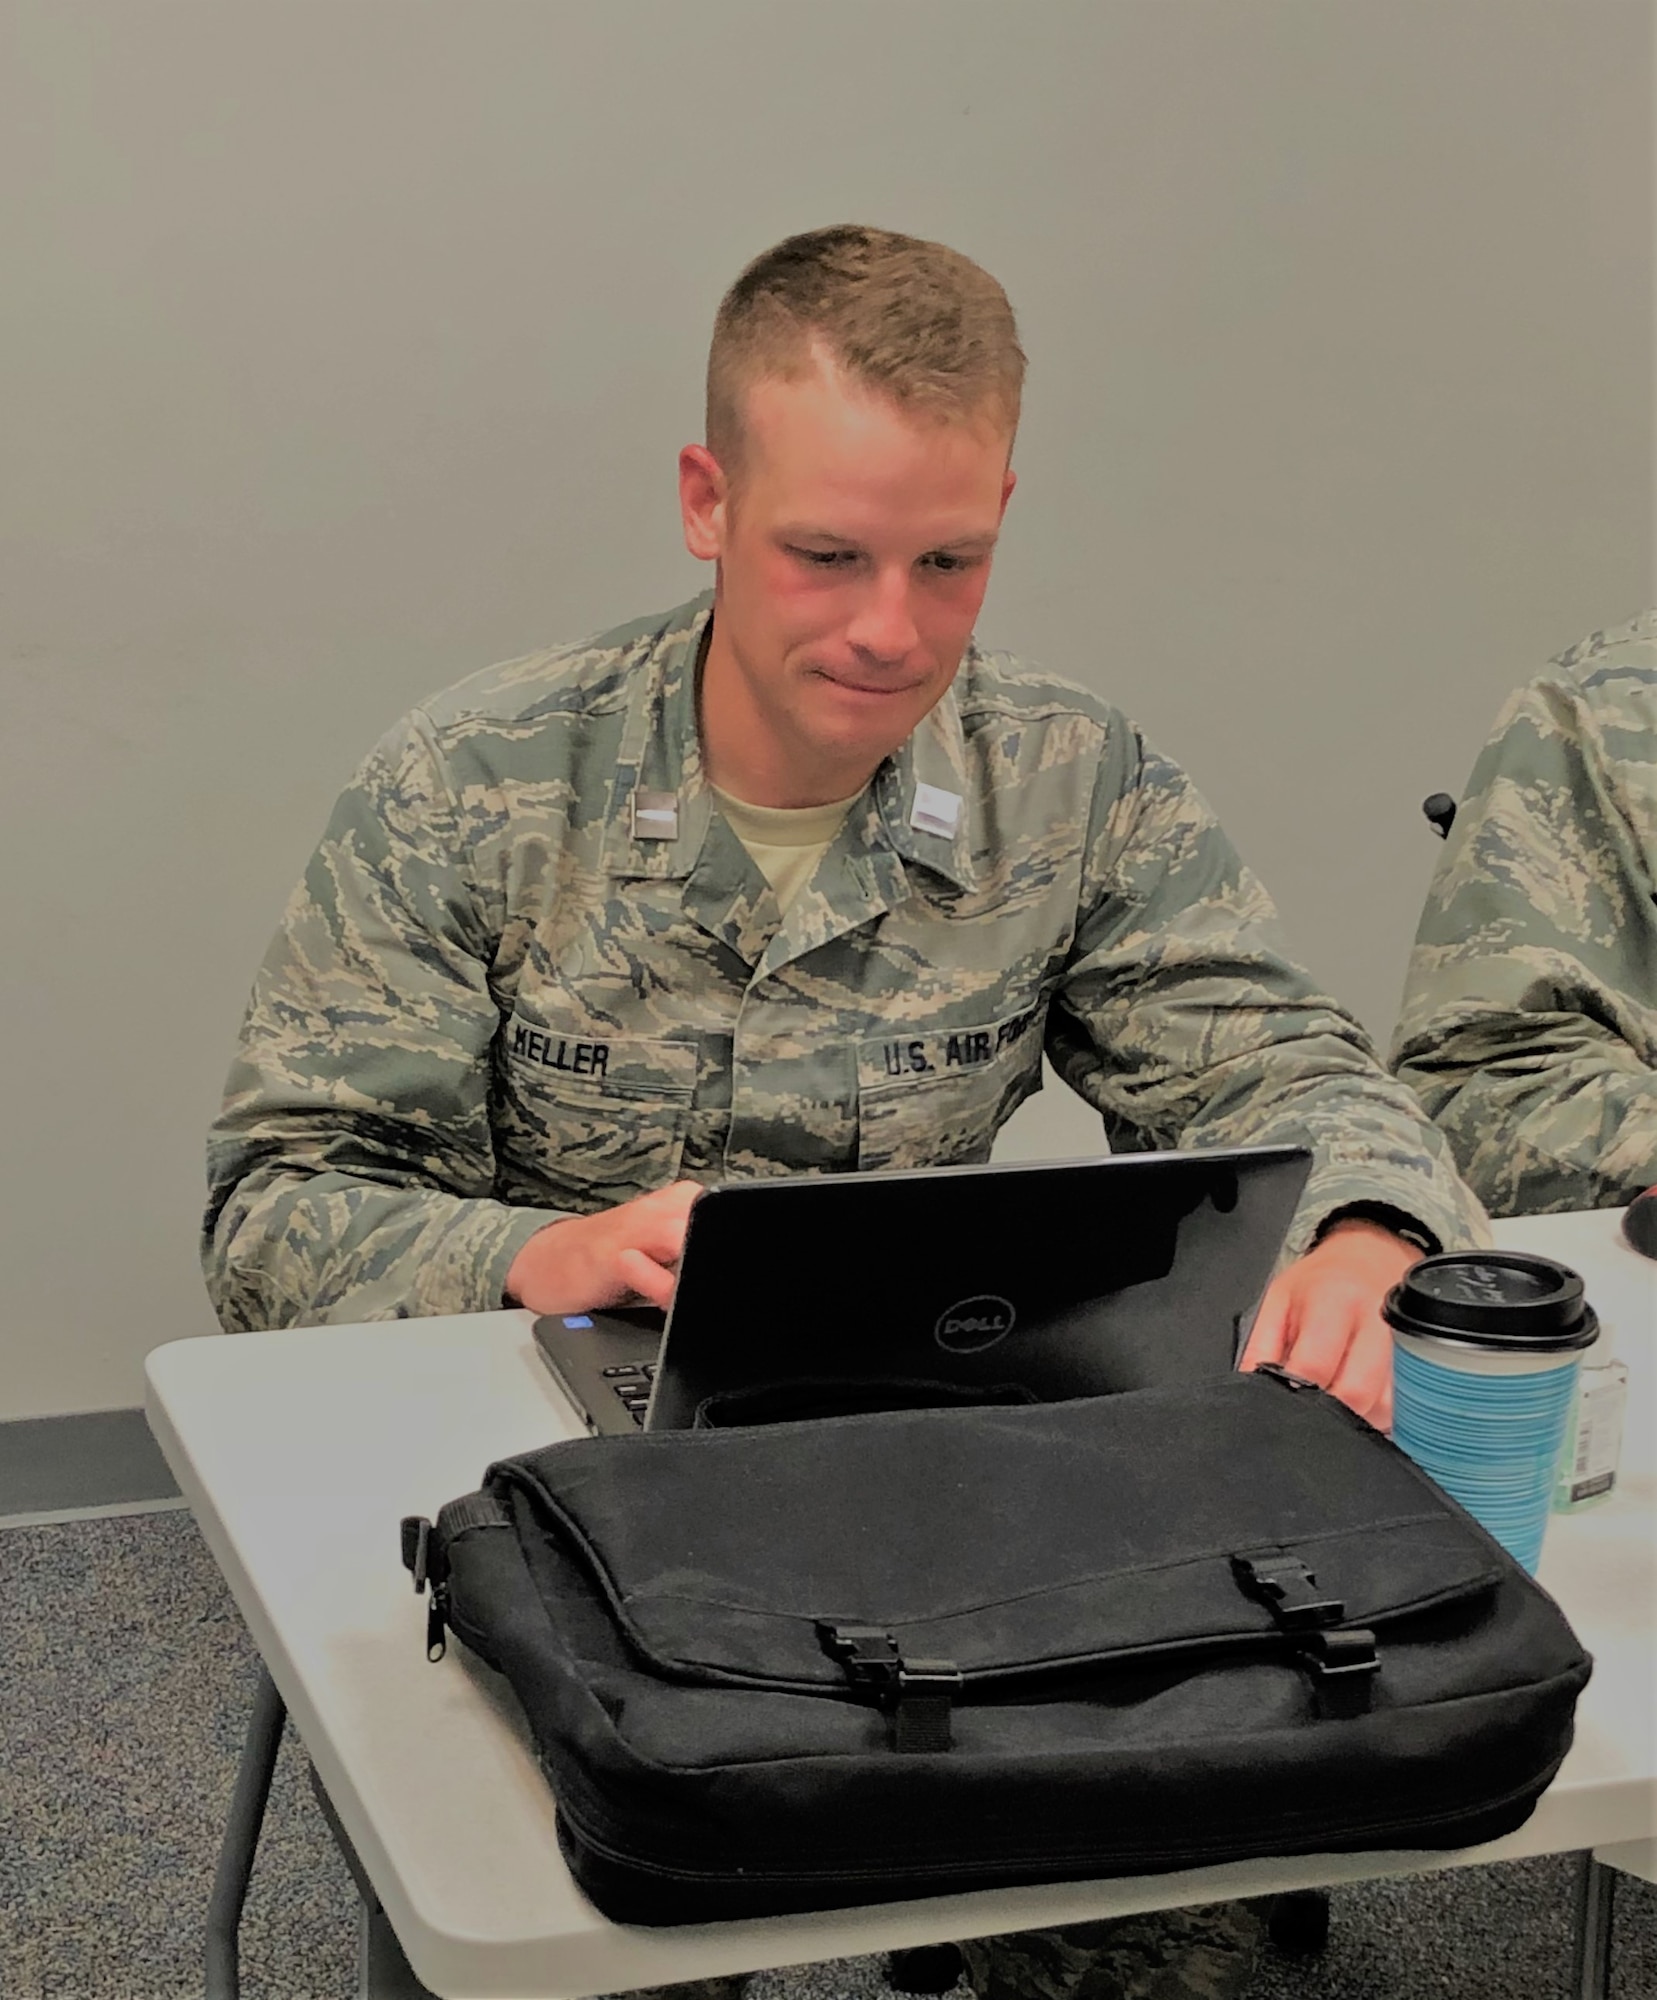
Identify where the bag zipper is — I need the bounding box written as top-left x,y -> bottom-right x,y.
551,1763 -> 1559,1894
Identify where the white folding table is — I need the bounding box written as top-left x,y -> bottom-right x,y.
145,1208 -> 1655,1999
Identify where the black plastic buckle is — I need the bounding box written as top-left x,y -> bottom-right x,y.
816,1623 -> 901,1689
817,1623 -> 961,1753
1230,1552 -> 1346,1633
1232,1552 -> 1379,1717
1296,1626 -> 1380,1718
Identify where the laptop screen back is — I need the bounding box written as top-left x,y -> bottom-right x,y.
644,1145 -> 1311,1429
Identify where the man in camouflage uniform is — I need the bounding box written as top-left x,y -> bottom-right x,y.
206,226 -> 1484,1999
1393,614 -> 1657,1216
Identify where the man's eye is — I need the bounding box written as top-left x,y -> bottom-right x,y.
921,552 -> 975,575
790,546 -> 856,568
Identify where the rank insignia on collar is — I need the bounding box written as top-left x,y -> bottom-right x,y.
909,782 -> 962,839
631,790 -> 680,841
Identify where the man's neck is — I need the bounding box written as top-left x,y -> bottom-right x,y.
705,745 -> 879,811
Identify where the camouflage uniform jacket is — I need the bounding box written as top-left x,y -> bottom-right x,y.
205,593 -> 1484,1331
1393,613 -> 1657,1216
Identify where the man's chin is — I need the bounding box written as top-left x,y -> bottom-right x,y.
781,671 -> 949,787
788,720 -> 921,795
815,695 -> 929,750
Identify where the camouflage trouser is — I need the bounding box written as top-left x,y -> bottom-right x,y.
602,1899 -> 1269,1999
959,1900 -> 1271,1999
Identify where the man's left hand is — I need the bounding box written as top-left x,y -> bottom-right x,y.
1239,1218 -> 1423,1428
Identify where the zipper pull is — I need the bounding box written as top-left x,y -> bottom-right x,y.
400,1515 -> 448,1660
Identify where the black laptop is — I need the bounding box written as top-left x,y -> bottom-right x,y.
532,1144 -> 1311,1434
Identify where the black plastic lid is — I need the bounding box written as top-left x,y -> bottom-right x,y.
1382,1251 -> 1598,1353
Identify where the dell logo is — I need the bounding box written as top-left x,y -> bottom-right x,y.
934,1293 -> 1017,1353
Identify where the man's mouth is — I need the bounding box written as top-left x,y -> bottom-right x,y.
811,666 -> 925,698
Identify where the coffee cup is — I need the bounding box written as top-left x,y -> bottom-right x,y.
1383,1252 -> 1597,1574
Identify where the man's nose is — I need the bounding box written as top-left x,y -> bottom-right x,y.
845,568 -> 920,663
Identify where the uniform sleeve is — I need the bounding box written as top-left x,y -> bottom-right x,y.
1047,718 -> 1488,1262
1390,676 -> 1657,1216
203,711 -> 565,1331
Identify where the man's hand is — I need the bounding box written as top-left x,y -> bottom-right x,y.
504,1181 -> 704,1316
1239,1218 -> 1423,1428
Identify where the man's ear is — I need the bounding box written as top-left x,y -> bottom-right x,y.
999,466 -> 1017,521
679,445 -> 727,563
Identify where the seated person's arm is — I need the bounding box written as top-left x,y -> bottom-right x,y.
1048,717 -> 1487,1423
1391,669 -> 1657,1216
205,712 -> 571,1331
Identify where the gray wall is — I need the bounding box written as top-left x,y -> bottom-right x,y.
2,1 -> 1651,1419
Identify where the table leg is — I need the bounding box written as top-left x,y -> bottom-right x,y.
1571,1851 -> 1616,2000
358,1900 -> 439,2000
308,1762 -> 438,1999
205,1664 -> 287,2000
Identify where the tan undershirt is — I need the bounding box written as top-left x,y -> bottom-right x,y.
711,784 -> 865,914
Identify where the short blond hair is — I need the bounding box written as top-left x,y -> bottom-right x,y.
706,224 -> 1025,473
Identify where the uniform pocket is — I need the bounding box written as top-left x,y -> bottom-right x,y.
496,1009 -> 696,1205
856,1004 -> 1044,1173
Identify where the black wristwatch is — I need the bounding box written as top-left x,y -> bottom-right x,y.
1312,1202 -> 1438,1257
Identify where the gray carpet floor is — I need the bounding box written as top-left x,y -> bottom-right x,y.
1,1509 -> 1652,2000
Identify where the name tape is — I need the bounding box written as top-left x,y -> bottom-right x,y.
509,1018 -> 611,1078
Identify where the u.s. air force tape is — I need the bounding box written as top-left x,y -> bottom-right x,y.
874,1008 -> 1039,1079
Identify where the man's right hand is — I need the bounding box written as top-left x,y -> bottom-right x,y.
504,1181 -> 704,1315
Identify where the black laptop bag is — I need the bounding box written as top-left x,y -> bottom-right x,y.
401,1368 -> 1591,1925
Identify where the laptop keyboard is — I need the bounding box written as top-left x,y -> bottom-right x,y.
601,1361 -> 657,1427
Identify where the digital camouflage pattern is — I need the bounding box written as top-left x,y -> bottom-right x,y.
1392,614 -> 1657,1216
958,1900 -> 1268,1999
600,1899 -> 1266,2000
205,591 -> 1485,1331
